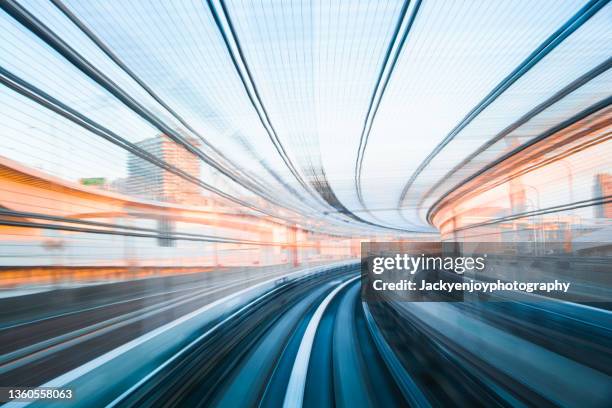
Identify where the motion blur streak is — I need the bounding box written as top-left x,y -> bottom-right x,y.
0,0 -> 610,407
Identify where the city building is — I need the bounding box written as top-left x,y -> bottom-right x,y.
594,173 -> 612,218
127,134 -> 207,205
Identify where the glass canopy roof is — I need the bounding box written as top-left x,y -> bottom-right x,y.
1,0 -> 610,235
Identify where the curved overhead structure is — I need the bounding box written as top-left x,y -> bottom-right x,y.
1,0 -> 610,235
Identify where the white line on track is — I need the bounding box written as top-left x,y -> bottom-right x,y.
3,262 -> 355,408
282,275 -> 360,408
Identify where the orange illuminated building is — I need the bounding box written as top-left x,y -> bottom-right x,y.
595,173 -> 612,218
127,134 -> 208,205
